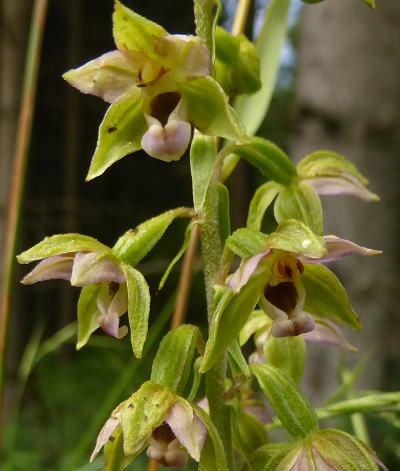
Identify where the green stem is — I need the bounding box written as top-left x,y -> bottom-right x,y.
200,181 -> 233,469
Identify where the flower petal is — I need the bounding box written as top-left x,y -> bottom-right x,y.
305,174 -> 379,202
300,236 -> 381,264
164,400 -> 206,462
21,255 -> 74,284
302,317 -> 357,351
228,249 -> 271,294
63,50 -> 139,103
90,416 -> 120,462
70,252 -> 125,286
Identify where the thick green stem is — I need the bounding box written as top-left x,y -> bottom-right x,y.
200,181 -> 233,469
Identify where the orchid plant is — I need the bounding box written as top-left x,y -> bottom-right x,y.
18,0 -> 395,470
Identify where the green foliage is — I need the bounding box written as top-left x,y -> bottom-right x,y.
264,335 -> 305,384
225,228 -> 269,258
193,0 -> 221,62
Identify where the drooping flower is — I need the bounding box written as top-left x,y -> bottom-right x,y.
63,1 -> 245,179
90,381 -> 206,468
229,224 -> 380,339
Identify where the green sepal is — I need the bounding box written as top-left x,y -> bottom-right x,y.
302,264 -> 361,330
225,228 -> 268,258
113,207 -> 191,267
190,132 -> 217,211
252,443 -> 295,471
250,364 -> 319,438
236,0 -> 290,135
158,222 -> 194,291
112,1 -> 167,57
200,272 -> 267,373
103,425 -> 136,471
179,76 -> 246,142
216,182 -> 231,247
86,95 -> 146,181
17,233 -> 110,263
239,310 -> 271,346
267,219 -> 326,259
274,182 -> 323,235
121,264 -> 150,358
215,26 -> 239,64
228,138 -> 297,185
151,324 -> 205,394
187,357 -> 203,402
194,404 -> 229,471
262,443 -> 304,471
264,335 -> 305,384
247,181 -> 281,231
76,284 -> 102,350
228,339 -> 250,378
120,381 -> 176,455
193,0 -> 221,63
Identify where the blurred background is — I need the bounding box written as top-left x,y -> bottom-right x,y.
0,0 -> 399,469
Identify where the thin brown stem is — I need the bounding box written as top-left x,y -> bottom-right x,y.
147,459 -> 159,471
0,0 -> 48,444
232,0 -> 252,37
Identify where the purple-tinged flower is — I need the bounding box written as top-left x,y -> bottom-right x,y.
91,381 -> 206,468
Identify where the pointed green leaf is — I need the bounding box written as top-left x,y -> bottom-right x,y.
179,76 -> 246,142
158,222 -> 194,291
274,182 -> 323,235
112,1 -> 167,57
226,228 -> 269,258
151,324 -> 204,394
201,272 -> 266,373
302,264 -> 361,330
217,182 -> 231,247
194,0 -> 221,62
247,181 -> 281,231
103,426 -> 136,471
250,364 -> 319,438
267,219 -> 326,259
86,95 -> 146,180
228,339 -> 250,378
113,207 -> 191,267
190,132 -> 217,211
194,404 -> 229,471
236,0 -> 290,135
76,284 -> 102,349
264,335 -> 305,384
121,264 -> 150,358
17,234 -> 110,263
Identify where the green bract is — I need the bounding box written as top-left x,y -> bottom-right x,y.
63,1 -> 244,179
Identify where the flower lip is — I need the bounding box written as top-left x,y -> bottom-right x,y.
150,91 -> 181,126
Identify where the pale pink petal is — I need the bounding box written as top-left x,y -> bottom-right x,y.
147,436 -> 188,468
300,236 -> 381,264
98,313 -> 128,339
90,416 -> 120,462
70,252 -> 125,286
248,350 -> 265,364
302,318 -> 357,352
228,249 -> 271,294
290,448 -> 311,471
63,50 -> 139,103
164,401 -> 207,462
97,283 -> 128,339
21,255 -> 74,284
311,448 -> 340,471
243,402 -> 271,424
271,313 -> 315,338
305,174 -> 379,201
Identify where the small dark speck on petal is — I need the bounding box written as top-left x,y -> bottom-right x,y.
108,126 -> 117,133
128,403 -> 134,409
109,436 -> 115,442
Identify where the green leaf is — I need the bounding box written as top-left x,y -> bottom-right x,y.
302,264 -> 361,330
236,407 -> 269,461
229,138 -> 297,185
17,233 -> 110,263
228,339 -> 250,378
190,132 -> 217,211
247,181 -> 281,231
86,95 -> 147,180
194,404 -> 229,471
151,324 -> 204,394
113,207 -> 190,267
215,26 -> 239,64
217,182 -> 231,247
239,310 -> 271,346
179,76 -> 246,142
250,364 -> 318,438
236,0 -> 290,135
267,219 -> 326,259
194,0 -> 221,62
121,264 -> 150,358
200,272 -> 266,373
76,285 -> 102,349
274,182 -> 323,235
103,426 -> 136,471
112,1 -> 167,57
264,335 -> 305,384
120,381 -> 176,454
158,222 -> 194,291
225,228 -> 268,258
